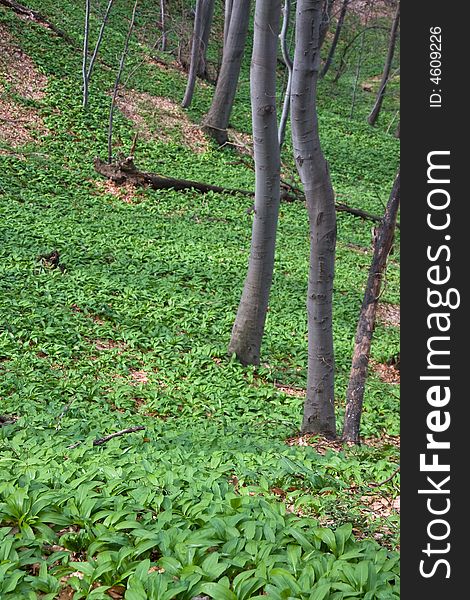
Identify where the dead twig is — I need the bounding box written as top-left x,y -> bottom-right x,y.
67,426 -> 145,449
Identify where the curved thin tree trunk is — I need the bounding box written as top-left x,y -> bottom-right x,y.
278,0 -> 293,148
367,2 -> 400,125
228,0 -> 282,366
182,0 -> 206,108
202,0 -> 251,145
160,0 -> 167,51
197,0 -> 216,78
86,0 -> 115,83
342,170 -> 400,443
319,0 -> 336,48
321,0 -> 350,78
108,1 -> 138,163
291,0 -> 337,438
82,0 -> 91,108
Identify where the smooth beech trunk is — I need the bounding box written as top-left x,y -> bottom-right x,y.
321,0 -> 349,78
367,3 -> 400,125
342,170 -> 400,443
224,0 -> 234,46
203,0 -> 251,145
291,0 -> 337,438
228,0 -> 282,366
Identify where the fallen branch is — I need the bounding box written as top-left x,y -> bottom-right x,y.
0,0 -> 76,45
336,202 -> 400,230
94,157 -> 399,228
370,465 -> 400,488
67,426 -> 145,449
94,156 -> 254,197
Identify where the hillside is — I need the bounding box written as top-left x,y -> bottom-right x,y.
0,1 -> 400,598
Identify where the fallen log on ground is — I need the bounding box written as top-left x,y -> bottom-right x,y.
94,156 -> 254,197
94,156 -> 399,228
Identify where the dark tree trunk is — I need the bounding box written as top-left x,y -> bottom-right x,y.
202,0 -> 251,145
321,0 -> 350,78
367,2 -> 400,125
197,0 -> 216,78
342,170 -> 400,443
182,0 -> 206,108
291,0 -> 337,438
319,0 -> 336,48
228,0 -> 282,366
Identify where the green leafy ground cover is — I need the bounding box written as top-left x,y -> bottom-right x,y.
0,1 -> 399,597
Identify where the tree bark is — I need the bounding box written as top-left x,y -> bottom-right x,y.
321,0 -> 350,78
319,0 -> 336,49
367,2 -> 400,125
291,0 -> 337,438
197,0 -> 216,79
224,0 -> 234,46
181,0 -> 206,108
228,0 -> 282,366
202,0 -> 251,145
342,170 -> 400,443
278,0 -> 293,148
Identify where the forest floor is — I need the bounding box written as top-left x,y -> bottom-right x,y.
0,1 -> 400,598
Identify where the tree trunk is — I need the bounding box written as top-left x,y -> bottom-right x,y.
182,0 -> 206,108
291,0 -> 337,438
321,0 -> 350,78
319,0 -> 336,49
107,1 -> 138,163
202,0 -> 251,145
197,0 -> 216,79
224,0 -> 234,46
160,0 -> 167,51
228,0 -> 282,366
85,0 -> 115,103
367,2 -> 400,125
82,0 -> 91,108
342,170 -> 400,443
278,0 -> 293,148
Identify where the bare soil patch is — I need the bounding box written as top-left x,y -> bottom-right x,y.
274,382 -> 305,398
0,24 -> 48,146
95,178 -> 138,204
114,89 -> 208,153
376,302 -> 400,327
371,359 -> 400,384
